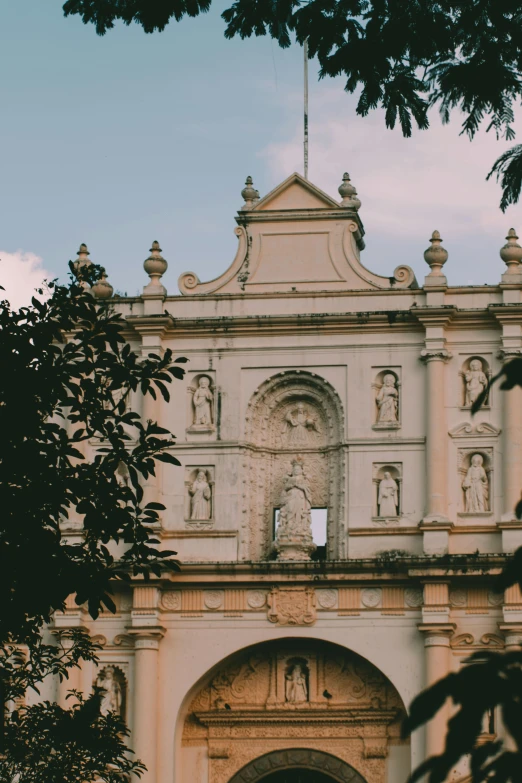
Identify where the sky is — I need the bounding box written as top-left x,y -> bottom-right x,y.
1,1 -> 521,307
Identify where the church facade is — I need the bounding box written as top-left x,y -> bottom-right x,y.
52,172 -> 522,783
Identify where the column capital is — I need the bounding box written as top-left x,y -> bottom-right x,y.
128,626 -> 166,651
420,349 -> 453,364
418,623 -> 455,647
497,348 -> 522,363
499,623 -> 522,648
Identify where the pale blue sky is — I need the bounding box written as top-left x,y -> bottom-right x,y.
1,1 -> 521,302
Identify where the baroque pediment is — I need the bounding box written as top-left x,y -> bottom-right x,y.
449,422 -> 501,438
178,173 -> 417,296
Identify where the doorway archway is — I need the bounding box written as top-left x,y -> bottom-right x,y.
228,749 -> 367,783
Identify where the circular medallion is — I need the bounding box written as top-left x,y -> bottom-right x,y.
204,590 -> 224,610
405,588 -> 423,608
361,588 -> 382,608
247,590 -> 267,609
449,589 -> 467,607
161,591 -> 181,611
487,590 -> 504,607
316,589 -> 338,609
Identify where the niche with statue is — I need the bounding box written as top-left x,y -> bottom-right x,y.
372,464 -> 402,521
187,373 -> 216,435
372,369 -> 400,429
460,357 -> 491,409
184,466 -> 214,528
458,449 -> 493,516
95,665 -> 127,719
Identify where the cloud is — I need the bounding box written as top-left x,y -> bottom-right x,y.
259,87 -> 521,284
0,250 -> 53,310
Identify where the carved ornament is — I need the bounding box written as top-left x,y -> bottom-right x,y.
267,587 -> 317,626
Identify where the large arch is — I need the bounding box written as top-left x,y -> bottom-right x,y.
229,748 -> 367,783
241,371 -> 346,560
178,637 -> 409,783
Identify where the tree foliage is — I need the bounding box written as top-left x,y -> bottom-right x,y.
63,0 -> 522,209
0,263 -> 184,780
402,358 -> 522,783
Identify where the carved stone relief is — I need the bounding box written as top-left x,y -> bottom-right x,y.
361,589 -> 382,609
267,587 -> 317,626
316,589 -> 338,609
182,640 -> 406,783
243,372 -> 345,561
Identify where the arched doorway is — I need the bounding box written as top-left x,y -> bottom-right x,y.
228,749 -> 367,783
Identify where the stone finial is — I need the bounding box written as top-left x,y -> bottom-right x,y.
72,243 -> 92,276
500,228 -> 522,274
241,176 -> 260,210
338,172 -> 361,210
143,241 -> 167,295
91,269 -> 114,300
424,231 -> 448,277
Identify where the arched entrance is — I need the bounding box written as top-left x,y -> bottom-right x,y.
228,749 -> 367,783
180,639 -> 408,783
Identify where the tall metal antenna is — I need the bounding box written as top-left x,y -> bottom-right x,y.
304,38 -> 309,179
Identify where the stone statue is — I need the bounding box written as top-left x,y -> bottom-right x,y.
464,359 -> 488,407
97,666 -> 122,716
278,461 -> 313,536
378,472 -> 399,517
274,461 -> 316,561
376,374 -> 398,423
192,377 -> 213,427
285,663 -> 308,703
190,470 -> 212,520
462,454 -> 489,513
281,402 -> 321,447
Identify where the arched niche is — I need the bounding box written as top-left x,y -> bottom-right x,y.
180,638 -> 408,783
242,372 -> 345,560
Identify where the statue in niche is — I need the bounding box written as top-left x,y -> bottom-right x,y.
192,376 -> 214,427
285,663 -> 308,703
277,461 -> 313,536
281,402 -> 321,447
465,359 -> 488,407
376,374 -> 398,423
97,666 -> 123,716
378,472 -> 399,517
462,454 -> 489,513
190,470 -> 212,520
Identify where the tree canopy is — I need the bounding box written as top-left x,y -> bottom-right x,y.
0,262 -> 184,781
63,0 -> 522,210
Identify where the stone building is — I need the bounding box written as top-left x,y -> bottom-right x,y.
52,172 -> 522,783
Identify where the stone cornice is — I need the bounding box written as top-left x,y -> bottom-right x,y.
195,707 -> 398,728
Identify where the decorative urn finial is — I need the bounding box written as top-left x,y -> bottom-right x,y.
338,172 -> 361,210
500,228 -> 522,274
424,230 -> 448,276
143,240 -> 168,293
241,176 -> 260,210
72,243 -> 92,276
91,269 -> 114,299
